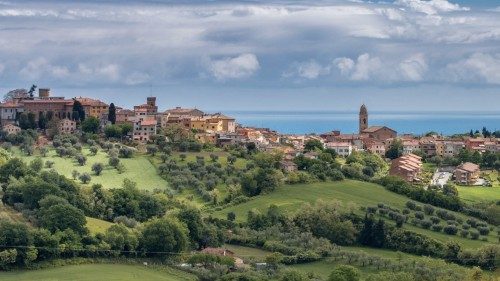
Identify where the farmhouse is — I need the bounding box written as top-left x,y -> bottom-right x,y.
58,118 -> 77,134
2,123 -> 21,135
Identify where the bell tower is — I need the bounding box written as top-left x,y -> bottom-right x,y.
359,104 -> 368,133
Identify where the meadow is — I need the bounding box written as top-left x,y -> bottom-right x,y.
12,147 -> 168,191
0,264 -> 196,281
214,180 -> 497,248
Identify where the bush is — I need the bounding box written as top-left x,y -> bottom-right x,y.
402,208 -> 410,215
470,230 -> 480,240
478,227 -> 490,236
460,230 -> 469,238
76,154 -> 87,166
443,225 -> 458,235
414,211 -> 424,220
423,204 -> 435,215
405,201 -> 416,210
109,156 -> 120,168
420,220 -> 432,229
430,216 -> 441,224
431,224 -> 443,232
462,223 -> 471,230
45,161 -> 55,168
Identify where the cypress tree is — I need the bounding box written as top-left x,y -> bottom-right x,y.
108,103 -> 116,124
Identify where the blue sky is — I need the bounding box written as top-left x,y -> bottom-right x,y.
0,0 -> 499,111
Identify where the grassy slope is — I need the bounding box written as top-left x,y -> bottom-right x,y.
213,180 -> 497,248
12,147 -> 168,191
0,264 -> 196,281
86,217 -> 114,234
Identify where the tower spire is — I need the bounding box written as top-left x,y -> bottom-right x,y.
359,104 -> 368,133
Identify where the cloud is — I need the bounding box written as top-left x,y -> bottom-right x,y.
395,0 -> 469,15
333,53 -> 428,82
125,72 -> 150,85
19,58 -> 69,80
0,63 -> 4,75
207,53 -> 260,80
445,53 -> 500,84
283,60 -> 331,80
334,54 -> 383,81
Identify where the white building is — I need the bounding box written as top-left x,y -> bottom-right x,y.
325,142 -> 353,157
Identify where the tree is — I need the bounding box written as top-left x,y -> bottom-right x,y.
280,270 -> 307,281
385,140 -> 403,160
27,112 -> 37,129
227,212 -> 236,222
109,156 -> 120,168
104,224 -> 138,255
71,170 -> 80,180
328,265 -> 360,281
108,103 -> 116,124
72,99 -> 85,122
92,163 -> 104,175
76,154 -> 87,166
119,123 -> 132,136
38,203 -> 87,234
89,146 -> 98,155
104,125 -> 122,139
38,112 -> 48,130
29,157 -> 44,172
304,139 -> 323,152
146,145 -> 158,156
79,173 -> 91,184
139,217 -> 189,257
81,116 -> 100,134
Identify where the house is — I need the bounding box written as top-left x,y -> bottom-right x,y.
131,116 -> 157,142
419,137 -> 438,157
74,97 -> 108,118
325,142 -> 352,157
402,139 -> 420,155
58,118 -> 77,134
0,100 -> 24,125
364,139 -> 386,156
465,138 -> 485,151
2,123 -> 21,135
389,153 -> 422,182
361,126 -> 397,141
165,107 -> 204,117
195,132 -> 217,144
280,160 -> 298,173
454,162 -> 480,185
443,141 -> 465,157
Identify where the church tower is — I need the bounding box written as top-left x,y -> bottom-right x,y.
359,104 -> 368,133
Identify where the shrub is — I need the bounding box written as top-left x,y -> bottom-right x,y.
431,224 -> 443,232
109,156 -> 120,168
76,154 -> 87,166
405,201 -> 416,210
423,204 -> 435,215
420,220 -> 432,229
462,223 -> 471,230
402,208 -> 410,215
460,230 -> 469,238
414,211 -> 424,220
443,225 -> 458,235
430,216 -> 440,224
470,230 -> 480,240
90,146 -> 98,155
45,161 -> 55,168
478,227 -> 490,236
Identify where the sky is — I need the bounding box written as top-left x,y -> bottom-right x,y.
0,0 -> 500,112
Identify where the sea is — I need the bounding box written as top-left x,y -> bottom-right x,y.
224,111 -> 500,136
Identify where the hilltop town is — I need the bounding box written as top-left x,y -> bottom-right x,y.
1,87 -> 499,189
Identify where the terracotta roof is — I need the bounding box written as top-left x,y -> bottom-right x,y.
457,162 -> 479,173
0,101 -> 23,108
362,126 -> 396,133
74,97 -> 108,107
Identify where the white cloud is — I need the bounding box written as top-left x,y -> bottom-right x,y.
334,53 -> 382,81
283,60 -> 331,80
446,53 -> 500,84
395,0 -> 469,15
399,53 -> 428,81
19,58 -> 69,80
77,63 -> 120,81
208,53 -> 260,80
334,53 -> 428,82
125,72 -> 150,85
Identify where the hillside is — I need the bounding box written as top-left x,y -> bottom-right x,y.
213,180 -> 497,248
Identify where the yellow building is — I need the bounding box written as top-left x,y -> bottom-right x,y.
74,97 -> 109,118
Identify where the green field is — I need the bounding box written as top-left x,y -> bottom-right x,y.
214,180 -> 497,248
457,186 -> 500,204
13,147 -> 168,191
86,217 -> 114,234
0,264 -> 196,281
